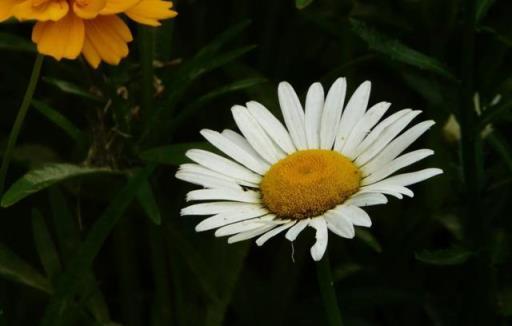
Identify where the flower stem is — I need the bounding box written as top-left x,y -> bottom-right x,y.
0,54 -> 44,196
316,255 -> 344,326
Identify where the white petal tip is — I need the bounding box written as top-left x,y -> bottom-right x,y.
310,249 -> 324,261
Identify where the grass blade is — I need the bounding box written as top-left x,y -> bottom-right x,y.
1,164 -> 118,208
0,243 -> 51,293
32,209 -> 62,279
350,19 -> 456,80
40,165 -> 155,326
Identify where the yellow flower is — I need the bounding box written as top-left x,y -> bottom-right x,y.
0,0 -> 177,68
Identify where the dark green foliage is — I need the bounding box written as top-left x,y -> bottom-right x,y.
1,0 -> 512,325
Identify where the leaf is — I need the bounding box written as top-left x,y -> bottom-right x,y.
40,165 -> 155,326
480,99 -> 512,127
32,209 -> 62,279
415,246 -> 472,266
42,77 -> 103,102
49,188 -> 113,324
350,19 -> 456,80
1,164 -> 117,207
476,0 -> 495,22
49,188 -> 80,259
295,0 -> 314,9
32,99 -> 86,144
355,229 -> 382,253
487,132 -> 512,173
136,180 -> 161,225
171,78 -> 267,129
0,32 -> 35,52
139,142 -> 212,165
0,243 -> 51,293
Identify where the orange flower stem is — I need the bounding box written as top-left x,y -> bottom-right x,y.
0,54 -> 44,196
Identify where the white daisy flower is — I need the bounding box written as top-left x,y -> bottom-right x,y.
176,78 -> 443,261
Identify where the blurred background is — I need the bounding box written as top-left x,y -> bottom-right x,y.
1,0 -> 511,325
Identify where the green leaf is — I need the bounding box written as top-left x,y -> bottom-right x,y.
0,243 -> 51,293
32,99 -> 86,144
42,77 -> 103,102
49,188 -> 113,324
480,99 -> 512,127
171,78 -> 266,129
415,246 -> 472,266
49,188 -> 80,259
1,163 -> 117,207
355,229 -> 382,253
0,32 -> 35,52
487,132 -> 512,173
139,142 -> 212,165
350,19 -> 456,80
476,0 -> 495,22
32,209 -> 62,279
41,165 -> 155,326
295,0 -> 314,9
136,181 -> 161,225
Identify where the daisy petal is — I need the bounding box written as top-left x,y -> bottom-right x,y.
309,218 -> 328,261
201,129 -> 269,175
178,163 -> 248,187
186,149 -> 261,185
334,81 -> 372,151
181,202 -> 260,216
305,83 -> 325,149
228,225 -> 276,244
362,120 -> 436,174
377,168 -> 443,187
354,109 -> 412,158
325,209 -> 355,238
256,221 -> 296,246
338,205 -> 372,227
232,105 -> 285,164
320,78 -> 346,149
195,207 -> 269,231
176,169 -> 241,190
278,82 -> 308,150
215,216 -> 274,237
342,102 -> 390,159
355,110 -> 422,166
246,101 -> 296,154
359,184 -> 414,198
186,189 -> 261,203
344,192 -> 388,207
362,149 -> 434,185
285,219 -> 310,241
221,129 -> 262,159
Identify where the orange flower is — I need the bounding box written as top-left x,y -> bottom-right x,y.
0,0 -> 177,68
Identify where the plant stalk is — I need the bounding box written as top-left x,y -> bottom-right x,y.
316,255 -> 344,326
0,54 -> 44,196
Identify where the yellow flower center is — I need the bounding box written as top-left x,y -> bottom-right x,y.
260,150 -> 361,220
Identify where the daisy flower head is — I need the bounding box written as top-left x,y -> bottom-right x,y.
0,0 -> 177,68
176,78 -> 443,261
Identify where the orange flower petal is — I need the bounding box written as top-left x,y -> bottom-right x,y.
82,15 -> 133,68
125,0 -> 177,27
99,0 -> 140,15
73,0 -> 106,19
15,0 -> 69,21
0,0 -> 24,22
32,12 -> 85,60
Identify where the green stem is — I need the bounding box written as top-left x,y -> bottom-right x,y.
458,0 -> 496,323
316,255 -> 344,326
0,54 -> 44,196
